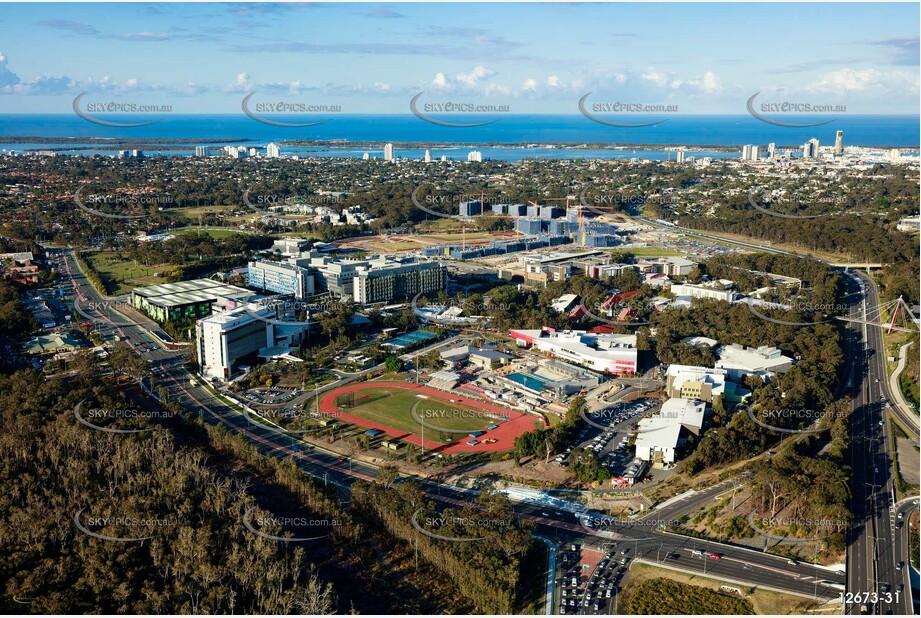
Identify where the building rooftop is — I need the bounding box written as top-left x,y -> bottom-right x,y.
715,343 -> 794,373
634,417 -> 682,452
659,397 -> 707,430
133,279 -> 252,308
22,332 -> 83,355
682,336 -> 719,348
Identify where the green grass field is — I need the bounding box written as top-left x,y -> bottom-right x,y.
162,205 -> 235,219
171,228 -> 248,239
83,251 -> 172,294
342,387 -> 494,442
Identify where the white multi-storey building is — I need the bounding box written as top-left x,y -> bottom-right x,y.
508,327 -> 637,375
197,307 -> 274,381
670,281 -> 737,302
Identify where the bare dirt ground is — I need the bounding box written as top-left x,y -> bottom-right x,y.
469,456 -> 575,485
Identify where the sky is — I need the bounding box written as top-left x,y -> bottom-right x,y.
0,2 -> 918,114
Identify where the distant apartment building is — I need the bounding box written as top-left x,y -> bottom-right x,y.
506,203 -> 527,217
383,143 -> 394,161
802,138 -> 820,159
459,200 -> 484,217
467,150 -> 483,162
514,217 -> 543,235
424,149 -> 432,163
676,150 -> 685,163
509,327 -> 637,375
266,142 -> 281,158
194,145 -> 209,157
741,144 -> 759,161
834,131 -> 843,155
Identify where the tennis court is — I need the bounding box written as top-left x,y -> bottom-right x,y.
383,329 -> 438,349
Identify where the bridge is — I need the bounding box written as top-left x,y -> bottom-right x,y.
836,295 -> 920,334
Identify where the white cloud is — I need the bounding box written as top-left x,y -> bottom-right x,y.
807,68 -> 919,95
670,70 -> 723,95
641,68 -> 669,88
456,65 -> 494,87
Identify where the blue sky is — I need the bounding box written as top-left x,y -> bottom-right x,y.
0,2 -> 918,114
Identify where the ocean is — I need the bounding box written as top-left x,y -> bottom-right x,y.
0,114 -> 917,160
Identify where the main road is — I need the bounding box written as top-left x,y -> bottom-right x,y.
846,272 -> 918,615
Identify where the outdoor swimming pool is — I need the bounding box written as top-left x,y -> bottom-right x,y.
505,372 -> 549,392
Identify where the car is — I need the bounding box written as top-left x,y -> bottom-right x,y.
569,599 -> 576,607
691,549 -> 703,556
895,520 -> 903,529
605,590 -> 611,599
896,561 -> 903,570
708,553 -> 721,560
787,559 -> 798,566
593,602 -> 599,611
878,420 -> 884,426
583,599 -> 589,607
896,584 -> 903,593
542,511 -> 550,516
619,557 -> 628,565
881,583 -> 890,594
620,548 -> 628,554
836,570 -> 846,576
897,511 -> 904,519
874,467 -> 879,473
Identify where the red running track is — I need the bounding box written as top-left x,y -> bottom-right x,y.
318,381 -> 544,453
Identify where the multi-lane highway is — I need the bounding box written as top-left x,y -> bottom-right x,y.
53,245 -> 854,607
846,272 -> 919,615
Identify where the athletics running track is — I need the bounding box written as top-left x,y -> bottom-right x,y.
318,381 -> 544,454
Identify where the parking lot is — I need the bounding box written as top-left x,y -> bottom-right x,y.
553,398 -> 660,477
557,542 -> 631,615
